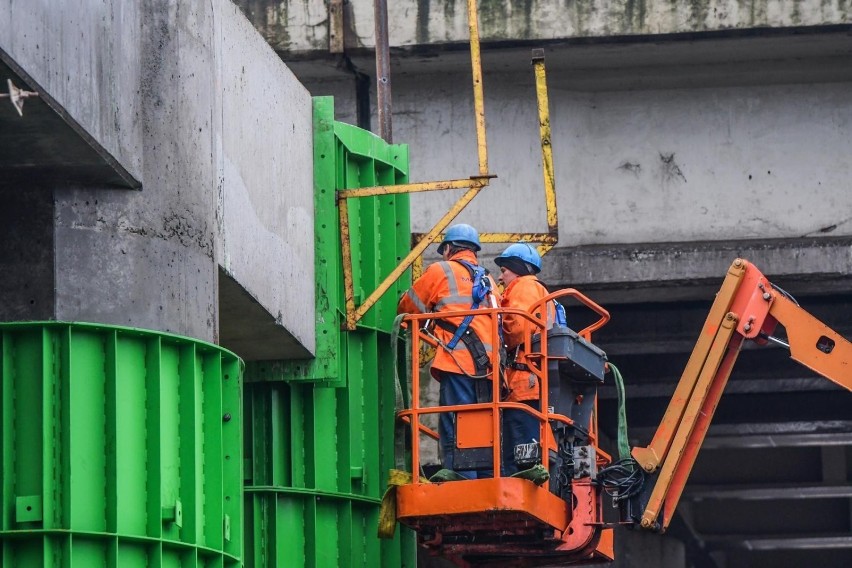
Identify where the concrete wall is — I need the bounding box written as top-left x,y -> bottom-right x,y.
0,1 -> 144,181
0,0 -> 315,354
406,75 -> 852,246
352,0 -> 852,46
314,66 -> 852,245
235,0 -> 852,53
218,2 -> 316,357
261,2 -> 852,302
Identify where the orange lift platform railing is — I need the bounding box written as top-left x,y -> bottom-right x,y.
395,290 -> 616,568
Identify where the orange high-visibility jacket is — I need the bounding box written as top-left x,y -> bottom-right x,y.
501,275 -> 555,402
398,250 -> 500,379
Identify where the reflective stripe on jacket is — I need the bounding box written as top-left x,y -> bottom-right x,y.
397,250 -> 500,379
501,275 -> 555,402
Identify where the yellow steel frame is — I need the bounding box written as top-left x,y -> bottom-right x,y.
479,49 -> 558,254
409,49 -> 559,279
338,1 -> 559,329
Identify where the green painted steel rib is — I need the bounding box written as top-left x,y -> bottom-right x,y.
0,322 -> 243,568
242,97 -> 416,568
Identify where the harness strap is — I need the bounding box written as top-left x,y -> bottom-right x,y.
435,319 -> 491,377
445,260 -> 493,350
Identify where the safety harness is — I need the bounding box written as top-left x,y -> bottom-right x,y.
434,259 -> 498,377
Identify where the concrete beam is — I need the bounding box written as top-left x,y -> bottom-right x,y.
626,420 -> 852,441
705,536 -> 852,550
0,52 -> 138,187
532,237 -> 852,304
1,1 -> 316,351
234,1 -> 852,54
684,484 -> 852,501
215,2 -> 315,358
0,0 -> 145,183
700,432 -> 852,449
600,377 -> 843,400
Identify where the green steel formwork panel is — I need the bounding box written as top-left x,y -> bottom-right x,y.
242,97 -> 416,568
0,322 -> 243,568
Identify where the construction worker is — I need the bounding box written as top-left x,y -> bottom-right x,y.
398,223 -> 500,479
495,242 -> 560,476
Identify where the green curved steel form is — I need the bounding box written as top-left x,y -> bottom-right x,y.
0,321 -> 243,567
241,97 -> 416,568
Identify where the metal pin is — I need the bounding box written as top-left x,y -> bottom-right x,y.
0,79 -> 39,117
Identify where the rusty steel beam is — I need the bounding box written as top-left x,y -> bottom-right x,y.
533,49 -> 559,252
374,0 -> 392,142
467,0 -> 488,175
338,177 -> 489,199
343,184 -> 485,330
329,0 -> 344,54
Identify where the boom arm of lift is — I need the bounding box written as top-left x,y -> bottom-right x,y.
392,259 -> 850,567
627,258 -> 852,532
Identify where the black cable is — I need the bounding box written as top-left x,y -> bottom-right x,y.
770,282 -> 799,306
597,458 -> 645,503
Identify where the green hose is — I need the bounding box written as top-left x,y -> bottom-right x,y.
609,362 -> 632,462
390,313 -> 409,470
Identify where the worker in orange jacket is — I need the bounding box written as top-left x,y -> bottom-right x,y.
495,243 -> 558,475
398,224 -> 500,479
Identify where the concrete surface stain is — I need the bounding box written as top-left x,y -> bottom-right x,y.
687,0 -> 711,30
232,1 -> 291,50
479,0 -> 508,39
659,152 -> 687,183
624,0 -> 648,32
790,0 -> 803,25
442,0 -> 458,21
572,0 -> 592,35
618,161 -> 643,176
522,0 -> 534,38
417,0 -> 431,44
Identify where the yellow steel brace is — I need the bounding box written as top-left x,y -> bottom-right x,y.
339,1 -> 561,328
411,49 -> 560,279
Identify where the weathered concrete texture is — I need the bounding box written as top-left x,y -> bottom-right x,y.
0,187 -> 55,321
0,54 -> 137,187
217,1 -> 315,357
233,0 -> 330,52
373,71 -> 852,248
0,1 -> 315,351
232,0 -> 852,53
532,236 -> 852,303
12,1 -> 224,341
0,0 -> 144,182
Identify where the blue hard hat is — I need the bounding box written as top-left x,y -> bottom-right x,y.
495,242 -> 542,274
438,223 -> 481,254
